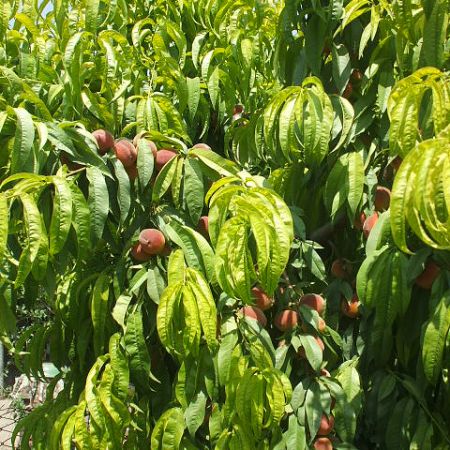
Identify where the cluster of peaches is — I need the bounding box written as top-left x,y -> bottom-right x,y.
90,129 -> 210,263
239,288 -> 336,448
354,175 -> 441,290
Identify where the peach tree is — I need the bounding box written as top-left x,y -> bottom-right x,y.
0,0 -> 449,449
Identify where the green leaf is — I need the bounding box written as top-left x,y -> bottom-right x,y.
151,407 -> 185,450
299,334 -> 323,371
332,44 -> 352,94
184,158 -> 205,225
112,294 -> 132,330
152,155 -> 178,202
168,249 -> 186,285
0,194 -> 9,265
136,139 -> 155,188
147,265 -> 167,305
113,160 -> 131,224
189,148 -> 239,177
184,391 -> 207,438
124,306 -> 158,390
187,268 -> 218,353
49,176 -> 73,256
86,166 -> 109,242
157,282 -> 184,355
11,107 -> 35,173
86,0 -> 100,33
422,290 -> 450,385
69,184 -> 91,260
91,272 -> 110,356
422,0 -> 448,68
16,193 -> 43,286
284,415 -> 306,450
346,152 -> 364,217
165,221 -> 215,281
324,156 -> 349,217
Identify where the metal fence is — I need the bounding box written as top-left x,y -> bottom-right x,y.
0,399 -> 18,449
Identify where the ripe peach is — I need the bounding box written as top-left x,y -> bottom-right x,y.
138,229 -> 166,255
160,244 -> 172,257
351,69 -> 363,82
374,186 -> 391,211
92,129 -> 114,155
343,82 -> 353,99
415,260 -> 441,289
233,105 -> 244,115
341,294 -> 360,318
318,414 -> 335,436
60,152 -> 83,170
331,259 -> 352,279
239,306 -> 267,327
125,164 -> 138,181
391,156 -> 402,171
114,139 -> 137,168
302,318 -> 326,333
363,212 -> 379,238
274,310 -> 298,331
320,368 -> 331,377
251,287 -> 274,311
299,294 -> 326,316
317,317 -> 326,333
354,211 -> 366,230
155,149 -> 177,172
316,336 -> 325,351
197,216 -> 209,239
314,437 -> 333,450
192,143 -> 211,150
130,243 -> 151,262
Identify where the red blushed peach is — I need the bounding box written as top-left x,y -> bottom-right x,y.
314,437 -> 333,450
317,317 -> 326,333
351,69 -> 363,82
60,152 -> 84,170
274,310 -> 298,332
138,229 -> 166,255
299,294 -> 326,316
320,368 -> 331,377
391,156 -> 402,172
354,211 -> 366,230
363,212 -> 379,238
155,149 -> 177,172
415,260 -> 441,289
251,287 -> 274,311
239,306 -> 267,327
343,82 -> 353,99
197,216 -> 209,239
341,294 -> 360,318
125,164 -> 138,181
114,139 -> 137,168
318,414 -> 335,436
331,259 -> 352,279
92,129 -> 114,155
301,317 -> 326,333
374,186 -> 391,211
192,143 -> 211,150
130,243 -> 151,262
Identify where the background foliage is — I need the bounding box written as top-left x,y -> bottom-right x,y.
0,0 -> 449,448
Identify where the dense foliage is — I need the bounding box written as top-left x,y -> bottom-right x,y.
0,0 -> 449,448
